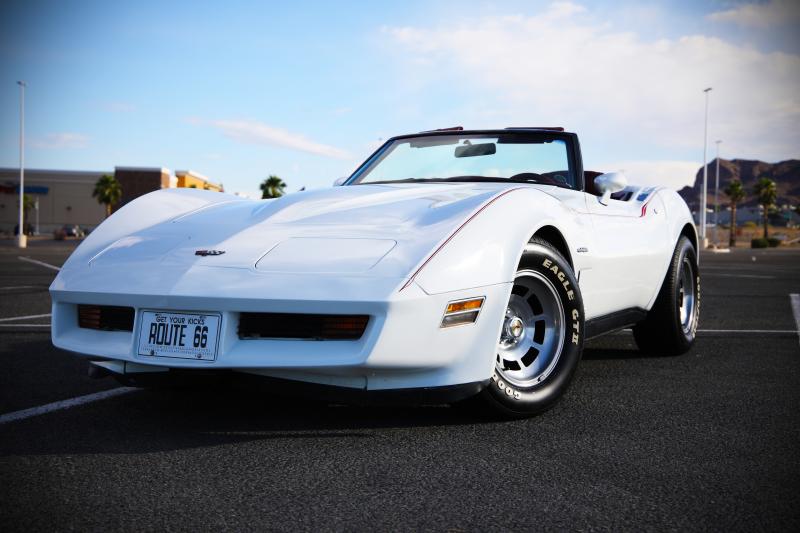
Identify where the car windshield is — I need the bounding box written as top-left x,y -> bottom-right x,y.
349,132 -> 575,188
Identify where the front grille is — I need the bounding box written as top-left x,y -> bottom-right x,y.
238,312 -> 369,340
78,305 -> 135,332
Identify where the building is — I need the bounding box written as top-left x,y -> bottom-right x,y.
113,168 -> 223,210
114,167 -> 176,210
0,165 -> 223,236
175,170 -> 223,192
0,168 -> 107,235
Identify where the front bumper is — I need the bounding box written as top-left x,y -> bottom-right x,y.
102,367 -> 489,405
51,267 -> 511,391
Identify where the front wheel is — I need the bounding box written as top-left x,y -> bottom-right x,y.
478,237 -> 585,417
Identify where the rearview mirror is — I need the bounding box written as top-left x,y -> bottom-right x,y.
454,143 -> 496,158
333,177 -> 347,187
594,172 -> 628,205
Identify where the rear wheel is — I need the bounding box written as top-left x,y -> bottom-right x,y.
633,236 -> 699,355
478,237 -> 584,417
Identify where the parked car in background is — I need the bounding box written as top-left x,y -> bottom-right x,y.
14,223 -> 34,236
63,225 -> 85,238
54,225 -> 86,240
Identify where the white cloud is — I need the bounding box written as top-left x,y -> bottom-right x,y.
544,1 -> 586,19
30,132 -> 89,149
383,2 -> 800,163
708,0 -> 800,28
193,118 -> 350,160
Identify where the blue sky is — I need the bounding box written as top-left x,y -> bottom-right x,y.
1,0 -> 798,195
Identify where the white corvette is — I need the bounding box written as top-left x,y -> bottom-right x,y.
50,128 -> 699,416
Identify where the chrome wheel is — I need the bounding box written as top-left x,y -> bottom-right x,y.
496,270 -> 566,388
678,257 -> 697,333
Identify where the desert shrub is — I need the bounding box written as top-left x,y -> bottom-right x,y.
751,238 -> 769,248
767,237 -> 781,247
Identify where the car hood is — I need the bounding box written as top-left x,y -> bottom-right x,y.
82,183 -> 527,278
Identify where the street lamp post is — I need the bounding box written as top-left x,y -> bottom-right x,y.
17,80 -> 26,248
714,140 -> 721,247
701,87 -> 712,248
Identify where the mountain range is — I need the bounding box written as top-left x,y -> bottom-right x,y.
677,158 -> 800,211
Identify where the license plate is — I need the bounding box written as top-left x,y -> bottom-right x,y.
137,311 -> 221,361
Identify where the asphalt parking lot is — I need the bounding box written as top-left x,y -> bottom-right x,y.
1,240 -> 799,531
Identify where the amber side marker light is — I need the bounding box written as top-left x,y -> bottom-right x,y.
441,297 -> 485,328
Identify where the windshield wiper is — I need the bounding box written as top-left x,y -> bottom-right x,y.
436,176 -> 520,183
359,175 -> 545,185
430,175 -> 549,184
356,178 -> 442,185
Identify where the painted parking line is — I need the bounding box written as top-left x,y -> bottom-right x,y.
701,265 -> 798,274
17,256 -> 61,271
0,324 -> 50,329
702,273 -> 775,279
0,285 -> 41,290
612,329 -> 797,337
697,329 -> 797,335
700,265 -> 765,269
791,294 -> 800,346
0,313 -> 51,322
0,387 -> 137,425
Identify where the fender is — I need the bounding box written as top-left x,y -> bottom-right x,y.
643,189 -> 698,310
413,187 -> 592,295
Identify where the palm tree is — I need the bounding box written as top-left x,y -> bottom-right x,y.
23,193 -> 35,217
753,177 -> 777,239
260,175 -> 287,199
93,174 -> 122,217
723,178 -> 745,247
20,194 -> 35,235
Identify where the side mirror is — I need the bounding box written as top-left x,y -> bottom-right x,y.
594,172 -> 628,205
333,177 -> 348,187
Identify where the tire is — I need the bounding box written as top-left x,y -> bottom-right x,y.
633,236 -> 699,355
477,237 -> 585,417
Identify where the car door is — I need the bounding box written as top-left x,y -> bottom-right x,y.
583,188 -> 669,317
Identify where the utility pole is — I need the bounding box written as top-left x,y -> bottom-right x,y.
701,87 -> 712,248
714,140 -> 721,247
17,80 -> 26,248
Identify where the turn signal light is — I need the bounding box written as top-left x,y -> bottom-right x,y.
441,297 -> 485,328
445,299 -> 484,314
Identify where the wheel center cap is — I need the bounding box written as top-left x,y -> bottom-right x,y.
505,316 -> 525,341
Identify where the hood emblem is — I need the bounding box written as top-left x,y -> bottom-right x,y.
195,250 -> 226,256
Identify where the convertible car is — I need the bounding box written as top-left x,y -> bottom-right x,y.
50,127 -> 699,416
